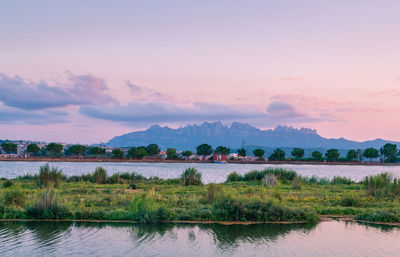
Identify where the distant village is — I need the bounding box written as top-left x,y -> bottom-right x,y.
1,139 -> 398,163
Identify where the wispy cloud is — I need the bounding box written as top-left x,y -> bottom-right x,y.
0,105 -> 69,124
0,72 -> 116,110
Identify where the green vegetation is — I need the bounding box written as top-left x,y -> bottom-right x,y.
2,164 -> 400,224
238,148 -> 246,157
1,142 -> 18,154
27,143 -> 40,156
68,144 -> 87,156
268,148 -> 286,161
253,148 -> 265,160
196,144 -> 213,156
363,147 -> 379,162
214,146 -> 230,155
111,148 -> 124,158
166,148 -> 177,159
291,148 -> 304,159
46,143 -> 63,156
325,149 -> 340,161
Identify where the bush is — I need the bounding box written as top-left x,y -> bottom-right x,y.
39,164 -> 64,187
205,184 -> 222,203
292,175 -> 302,190
339,193 -> 361,207
26,188 -> 72,219
355,209 -> 400,223
181,168 -> 202,186
2,179 -> 13,188
263,174 -> 278,187
331,176 -> 354,185
93,167 -> 107,184
242,168 -> 297,182
2,186 -> 26,207
226,172 -> 243,182
363,173 -> 400,197
129,191 -> 173,223
211,196 -> 317,222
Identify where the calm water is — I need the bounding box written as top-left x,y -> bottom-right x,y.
1,161 -> 400,183
0,220 -> 399,256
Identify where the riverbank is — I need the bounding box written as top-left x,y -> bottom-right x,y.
1,166 -> 400,224
0,156 -> 396,166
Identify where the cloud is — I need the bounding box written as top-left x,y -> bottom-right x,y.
126,81 -> 169,101
0,105 -> 69,124
266,101 -> 304,118
79,102 -> 266,124
0,72 -> 116,110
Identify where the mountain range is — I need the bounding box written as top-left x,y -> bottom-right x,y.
106,121 -> 400,151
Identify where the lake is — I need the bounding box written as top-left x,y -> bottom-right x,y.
1,161 -> 400,183
0,220 -> 399,256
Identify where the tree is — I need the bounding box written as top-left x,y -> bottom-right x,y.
46,143 -> 63,156
357,149 -> 363,161
1,142 -> 17,155
253,148 -> 265,159
291,148 -> 304,159
68,144 -> 87,156
146,144 -> 160,156
312,150 -> 323,160
268,148 -> 286,161
27,143 -> 40,156
363,147 -> 379,163
127,147 -> 147,159
181,150 -> 193,160
196,144 -> 213,156
325,149 -> 340,161
166,148 -> 177,159
380,143 -> 399,163
346,149 -> 358,161
214,146 -> 230,155
90,146 -> 106,157
238,148 -> 246,157
111,148 -> 124,158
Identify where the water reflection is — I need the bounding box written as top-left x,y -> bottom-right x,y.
0,221 -> 400,256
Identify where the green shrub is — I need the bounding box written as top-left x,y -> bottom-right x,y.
363,173 -> 400,197
243,168 -> 297,182
338,193 -> 361,207
292,175 -> 302,190
226,172 -> 243,182
129,191 -> 173,223
2,179 -> 13,188
211,196 -> 317,222
331,176 -> 354,185
205,184 -> 222,203
39,164 -> 64,187
181,168 -> 202,186
263,174 -> 278,187
2,186 -> 26,207
355,209 -> 400,223
93,167 -> 107,184
26,188 -> 72,219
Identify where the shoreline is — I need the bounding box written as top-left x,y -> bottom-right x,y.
1,216 -> 399,226
0,157 -> 396,166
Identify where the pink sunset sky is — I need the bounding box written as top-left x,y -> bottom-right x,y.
0,1 -> 399,144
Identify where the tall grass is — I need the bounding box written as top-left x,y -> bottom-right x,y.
39,164 -> 64,188
26,187 -> 71,219
2,186 -> 26,207
181,168 -> 202,186
227,168 -> 297,183
93,167 -> 107,184
363,173 -> 400,197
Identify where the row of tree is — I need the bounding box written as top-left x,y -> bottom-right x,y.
241,143 -> 399,163
1,142 -> 399,163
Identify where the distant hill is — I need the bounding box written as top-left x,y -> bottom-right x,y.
106,121 -> 400,152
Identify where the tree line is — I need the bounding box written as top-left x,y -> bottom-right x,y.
1,142 -> 399,163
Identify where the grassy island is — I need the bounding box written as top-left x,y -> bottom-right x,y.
1,165 -> 400,225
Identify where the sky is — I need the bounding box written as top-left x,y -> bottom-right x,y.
0,0 -> 400,144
